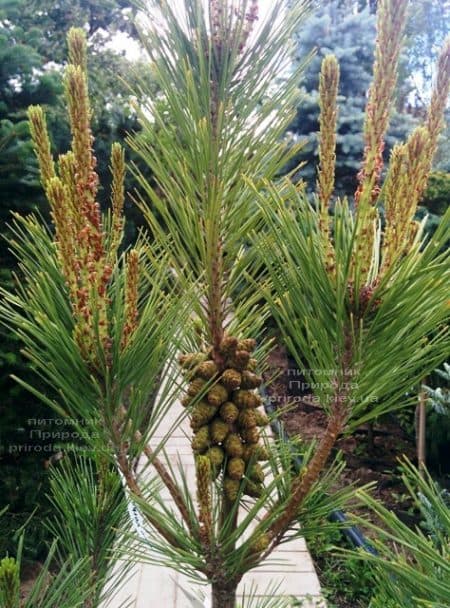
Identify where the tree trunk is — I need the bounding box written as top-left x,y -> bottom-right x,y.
211,582 -> 237,608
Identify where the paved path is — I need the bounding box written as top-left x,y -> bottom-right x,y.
106,395 -> 326,608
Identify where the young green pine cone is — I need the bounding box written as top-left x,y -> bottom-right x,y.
221,368 -> 242,390
219,401 -> 239,424
248,463 -> 265,483
241,426 -> 260,444
243,479 -> 263,498
238,409 -> 257,428
206,446 -> 225,468
248,533 -> 270,554
243,444 -> 269,462
233,390 -> 260,409
241,370 -> 262,389
190,402 -> 217,430
224,476 -> 240,502
220,335 -> 239,354
196,360 -> 219,380
238,338 -> 256,352
207,383 -> 228,406
179,353 -> 206,369
192,425 -> 210,452
181,395 -> 193,408
210,418 -> 229,443
224,433 -> 245,457
188,377 -> 207,397
255,411 -> 269,426
227,457 -> 246,480
247,358 -> 258,372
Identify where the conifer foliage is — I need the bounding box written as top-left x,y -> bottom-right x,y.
0,1 -> 449,607
2,27 -> 185,446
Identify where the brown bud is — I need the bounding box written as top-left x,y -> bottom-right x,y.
238,338 -> 256,352
224,477 -> 240,502
181,395 -> 193,408
206,446 -> 225,469
187,377 -> 207,397
247,358 -> 258,372
220,335 -> 239,354
192,426 -> 210,452
179,353 -> 206,369
190,402 -> 217,430
228,349 -> 251,370
243,480 -> 263,498
243,444 -> 270,462
224,433 -> 245,458
233,390 -> 261,409
255,411 -> 269,427
238,409 -> 257,429
249,463 -> 265,483
196,360 -> 219,380
241,426 -> 260,444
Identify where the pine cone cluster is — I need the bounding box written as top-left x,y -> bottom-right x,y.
179,335 -> 269,501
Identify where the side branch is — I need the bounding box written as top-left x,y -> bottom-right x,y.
112,421 -> 191,548
141,440 -> 197,537
254,336 -> 353,564
115,448 -> 181,548
266,408 -> 346,550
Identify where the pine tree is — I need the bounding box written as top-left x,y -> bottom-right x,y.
0,1 -> 449,607
127,0 -> 449,605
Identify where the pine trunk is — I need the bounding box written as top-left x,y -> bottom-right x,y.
211,583 -> 237,608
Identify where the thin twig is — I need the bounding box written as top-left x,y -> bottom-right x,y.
139,435 -> 197,537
